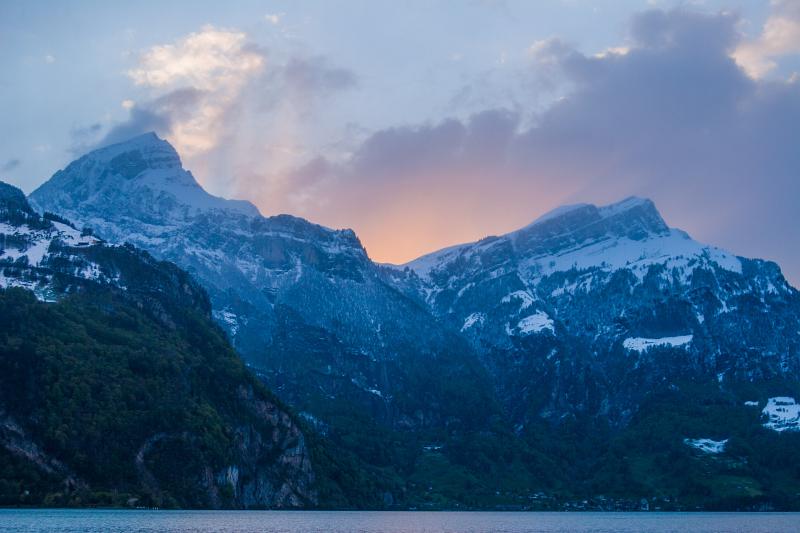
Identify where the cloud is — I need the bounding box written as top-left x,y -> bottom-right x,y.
283,56 -> 357,100
82,25 -> 356,198
528,38 -> 575,66
125,25 -> 266,156
250,8 -> 800,284
96,88 -> 203,148
265,13 -> 282,25
733,0 -> 800,78
68,123 -> 104,155
127,26 -> 264,91
1,159 -> 21,172
66,10 -> 799,283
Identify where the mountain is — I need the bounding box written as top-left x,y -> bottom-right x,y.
28,133 -> 800,510
390,196 -> 800,425
29,134 -> 468,378
29,134 -> 522,508
388,196 -> 800,509
0,182 -> 317,508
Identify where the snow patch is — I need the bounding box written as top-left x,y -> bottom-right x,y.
501,290 -> 535,310
519,229 -> 742,282
597,196 -> 651,218
517,311 -> 554,335
456,282 -> 474,298
623,335 -> 693,353
51,221 -> 100,246
213,310 -> 240,336
684,438 -> 728,454
350,378 -> 384,398
461,312 -> 485,332
763,397 -> 800,432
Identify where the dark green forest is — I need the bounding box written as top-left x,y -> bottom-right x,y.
0,286 -> 275,506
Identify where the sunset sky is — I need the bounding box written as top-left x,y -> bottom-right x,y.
1,1 -> 799,281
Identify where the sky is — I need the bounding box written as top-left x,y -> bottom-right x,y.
1,0 -> 799,282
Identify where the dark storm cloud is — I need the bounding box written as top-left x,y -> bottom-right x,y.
304,8 -> 800,281
349,109 -> 519,179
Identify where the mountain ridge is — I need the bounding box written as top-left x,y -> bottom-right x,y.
399,195 -> 741,282
28,133 -> 785,288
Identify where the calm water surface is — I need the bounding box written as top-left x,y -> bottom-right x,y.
0,510 -> 798,533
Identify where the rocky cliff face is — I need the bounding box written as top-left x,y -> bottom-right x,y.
0,182 -> 317,508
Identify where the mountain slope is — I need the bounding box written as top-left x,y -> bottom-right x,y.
29,134 -> 479,391
390,197 -> 800,424
388,196 -> 800,510
0,182 -> 316,508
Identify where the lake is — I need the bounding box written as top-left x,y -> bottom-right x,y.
1,510 -> 799,532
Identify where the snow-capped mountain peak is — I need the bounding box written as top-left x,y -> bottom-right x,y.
86,131 -> 181,168
29,133 -> 379,354
516,196 -> 662,232
384,193 -> 799,430
597,195 -> 652,217
511,196 -> 669,254
29,132 -> 259,238
518,196 -> 660,231
393,194 -> 796,364
403,196 -> 723,283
